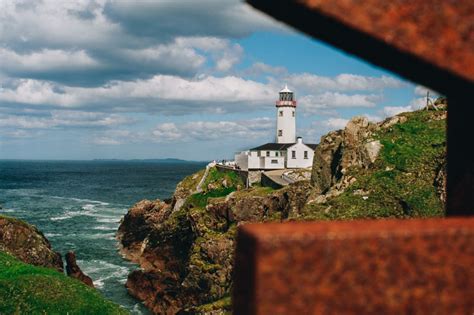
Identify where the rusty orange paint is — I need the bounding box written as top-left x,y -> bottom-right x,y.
233,218 -> 474,314
246,0 -> 474,96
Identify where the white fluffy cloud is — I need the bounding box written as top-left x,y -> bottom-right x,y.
152,117 -> 273,142
0,111 -> 133,129
299,92 -> 381,114
0,1 -> 279,85
323,118 -> 349,129
0,48 -> 99,73
284,73 -> 403,93
0,76 -> 276,113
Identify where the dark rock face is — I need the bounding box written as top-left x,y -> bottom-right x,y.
118,181 -> 313,314
65,251 -> 94,288
0,215 -> 63,272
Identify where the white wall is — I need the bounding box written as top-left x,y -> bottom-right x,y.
261,156 -> 285,169
235,150 -> 286,170
276,106 -> 296,143
286,141 -> 314,168
235,151 -> 249,170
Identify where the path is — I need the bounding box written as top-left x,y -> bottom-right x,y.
263,169 -> 293,187
196,162 -> 215,193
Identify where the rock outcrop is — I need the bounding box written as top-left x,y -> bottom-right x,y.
65,251 -> 94,288
0,215 -> 63,272
311,116 -> 380,194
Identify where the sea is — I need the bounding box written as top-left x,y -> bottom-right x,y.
0,160 -> 207,314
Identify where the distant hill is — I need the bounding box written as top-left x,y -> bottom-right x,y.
93,158 -> 206,164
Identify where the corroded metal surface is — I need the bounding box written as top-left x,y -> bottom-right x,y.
246,0 -> 474,95
233,218 -> 474,315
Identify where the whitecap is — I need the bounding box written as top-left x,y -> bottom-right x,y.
96,217 -> 120,224
50,210 -> 84,221
49,195 -> 110,206
45,233 -> 62,238
76,259 -> 130,288
81,232 -> 115,240
0,208 -> 16,213
82,204 -> 96,211
92,225 -> 116,231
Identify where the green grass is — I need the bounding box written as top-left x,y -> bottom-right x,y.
302,110 -> 446,220
0,251 -> 128,315
187,187 -> 237,208
203,168 -> 244,192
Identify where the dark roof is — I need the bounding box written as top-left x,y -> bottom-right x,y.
250,142 -> 318,151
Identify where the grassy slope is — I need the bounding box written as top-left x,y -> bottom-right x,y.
0,251 -> 127,315
301,110 -> 446,220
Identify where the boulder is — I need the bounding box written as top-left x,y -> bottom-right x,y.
65,251 -> 94,288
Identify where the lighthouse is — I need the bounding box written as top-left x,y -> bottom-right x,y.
275,85 -> 296,143
234,85 -> 317,172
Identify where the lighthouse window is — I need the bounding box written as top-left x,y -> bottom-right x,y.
304,151 -> 308,159
278,130 -> 283,136
279,111 -> 283,117
291,151 -> 296,159
292,111 -> 295,117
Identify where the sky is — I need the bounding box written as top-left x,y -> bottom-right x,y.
0,0 -> 437,161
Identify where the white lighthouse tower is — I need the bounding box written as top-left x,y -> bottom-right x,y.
275,85 -> 296,143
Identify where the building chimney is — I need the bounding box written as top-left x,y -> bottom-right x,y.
297,137 -> 303,144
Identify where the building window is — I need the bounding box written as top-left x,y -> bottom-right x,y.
266,151 -> 270,157
275,152 -> 279,157
304,151 -> 308,159
279,110 -> 283,117
271,159 -> 278,164
292,151 -> 296,159
278,130 -> 283,136
292,111 -> 295,117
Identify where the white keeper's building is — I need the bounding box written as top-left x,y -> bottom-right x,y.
234,86 -> 317,171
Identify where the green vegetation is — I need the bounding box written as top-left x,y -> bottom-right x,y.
303,110 -> 446,220
189,295 -> 232,314
202,167 -> 244,192
187,187 -> 236,208
0,251 -> 128,315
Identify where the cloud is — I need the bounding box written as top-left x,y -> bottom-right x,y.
152,117 -> 273,142
103,1 -> 283,40
284,73 -> 404,93
323,118 -> 349,129
0,1 -> 281,85
299,92 -> 381,114
0,48 -> 99,74
245,62 -> 288,77
0,111 -> 134,129
0,75 -> 276,114
414,85 -> 439,97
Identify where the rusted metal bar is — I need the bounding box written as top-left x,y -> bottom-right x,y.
246,0 -> 474,96
233,218 -> 474,315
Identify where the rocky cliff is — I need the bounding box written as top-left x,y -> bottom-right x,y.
118,108 -> 446,314
0,214 -> 63,272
